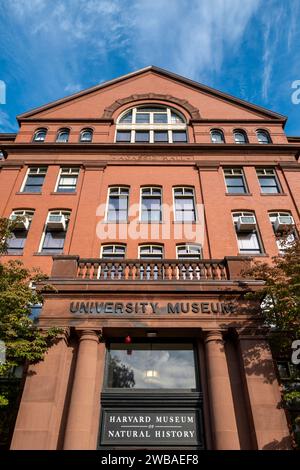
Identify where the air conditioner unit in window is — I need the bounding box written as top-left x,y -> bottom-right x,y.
10,215 -> 30,230
237,215 -> 256,231
46,214 -> 66,231
274,215 -> 294,232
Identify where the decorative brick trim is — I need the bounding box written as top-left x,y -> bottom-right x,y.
101,93 -> 201,120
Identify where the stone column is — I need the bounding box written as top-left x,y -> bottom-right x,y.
238,334 -> 291,450
11,329 -> 72,450
204,330 -> 240,449
63,329 -> 105,450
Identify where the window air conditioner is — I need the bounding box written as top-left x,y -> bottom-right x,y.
274,215 -> 294,232
237,215 -> 256,231
46,214 -> 66,231
10,215 -> 30,231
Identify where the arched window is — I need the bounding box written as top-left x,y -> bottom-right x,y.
256,129 -> 271,144
210,129 -> 225,143
33,128 -> 47,142
80,128 -> 93,142
116,105 -> 187,143
233,129 -> 248,144
56,128 -> 70,143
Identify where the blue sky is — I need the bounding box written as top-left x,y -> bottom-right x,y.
0,0 -> 300,134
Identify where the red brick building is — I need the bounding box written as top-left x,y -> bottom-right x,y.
0,66 -> 299,450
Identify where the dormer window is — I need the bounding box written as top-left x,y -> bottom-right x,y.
33,128 -> 47,142
116,105 -> 187,143
56,128 -> 70,143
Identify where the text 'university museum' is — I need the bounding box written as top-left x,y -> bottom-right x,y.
0,66 -> 300,450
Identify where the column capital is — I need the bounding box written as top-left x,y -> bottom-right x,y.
75,328 -> 103,343
204,329 -> 224,343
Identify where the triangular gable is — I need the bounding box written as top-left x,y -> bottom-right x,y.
17,66 -> 286,122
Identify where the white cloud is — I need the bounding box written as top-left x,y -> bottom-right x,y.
0,110 -> 16,132
64,83 -> 83,94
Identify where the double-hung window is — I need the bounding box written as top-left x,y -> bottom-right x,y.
107,187 -> 129,222
256,168 -> 281,194
140,187 -> 162,222
7,210 -> 34,254
173,187 -> 196,222
41,210 -> 70,254
22,167 -> 47,193
224,168 -> 248,194
56,167 -> 80,193
269,212 -> 296,253
232,211 -> 263,254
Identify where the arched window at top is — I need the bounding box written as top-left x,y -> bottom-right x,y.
116,105 -> 187,143
210,129 -> 225,143
80,128 -> 93,142
233,129 -> 248,144
33,128 -> 47,142
56,128 -> 70,143
256,129 -> 271,144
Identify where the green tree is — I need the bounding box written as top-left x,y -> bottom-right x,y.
244,234 -> 300,446
0,217 -> 59,447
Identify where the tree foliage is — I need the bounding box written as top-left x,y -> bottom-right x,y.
0,217 -> 60,406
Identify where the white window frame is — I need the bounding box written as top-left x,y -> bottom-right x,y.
176,244 -> 202,259
269,211 -> 296,253
223,168 -> 248,194
20,167 -> 47,193
100,244 -> 126,258
80,128 -> 93,142
232,211 -> 263,255
105,186 -> 130,222
256,168 -> 281,194
256,129 -> 271,144
140,186 -> 162,223
138,244 -> 164,259
38,210 -> 71,253
233,129 -> 248,144
115,105 -> 187,143
54,167 -> 80,193
210,129 -> 225,143
7,209 -> 35,254
33,128 -> 47,142
173,187 -> 197,222
56,128 -> 70,143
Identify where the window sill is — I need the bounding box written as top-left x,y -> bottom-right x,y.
1,253 -> 23,256
33,252 -> 64,256
225,192 -> 252,196
50,192 -> 77,195
260,192 -> 287,196
16,191 -> 42,195
101,221 -> 130,224
172,221 -> 199,224
238,253 -> 269,258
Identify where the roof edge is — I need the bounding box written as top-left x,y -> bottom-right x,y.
17,65 -> 287,122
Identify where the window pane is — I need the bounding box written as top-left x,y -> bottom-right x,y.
80,131 -> 92,142
23,175 -> 45,192
171,111 -> 184,123
238,232 -> 261,253
234,132 -> 246,143
57,132 -> 69,142
154,131 -> 168,142
153,113 -> 168,123
42,231 -> 65,253
172,131 -> 187,142
135,131 -> 149,142
116,131 -> 131,142
136,113 -> 150,123
7,231 -> 27,253
211,131 -> 224,143
119,111 -> 132,123
106,343 -> 197,389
